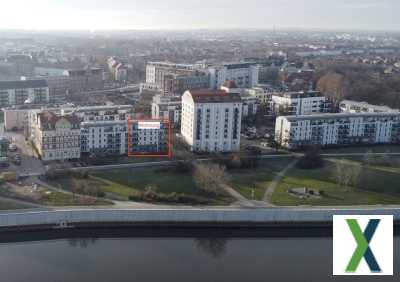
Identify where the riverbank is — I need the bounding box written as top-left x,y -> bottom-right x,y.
0,208 -> 399,232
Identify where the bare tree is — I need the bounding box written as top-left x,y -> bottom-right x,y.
316,71 -> 346,106
333,159 -> 361,191
193,163 -> 229,195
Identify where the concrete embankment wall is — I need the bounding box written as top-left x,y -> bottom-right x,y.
0,208 -> 399,231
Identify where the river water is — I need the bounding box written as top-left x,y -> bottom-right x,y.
0,228 -> 398,282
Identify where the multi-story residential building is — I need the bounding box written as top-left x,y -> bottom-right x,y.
339,100 -> 399,113
33,66 -> 104,94
80,119 -> 170,156
208,62 -> 260,89
163,72 -> 209,96
22,75 -> 70,103
271,91 -> 330,116
181,90 -> 242,152
128,120 -> 170,156
80,120 -> 128,155
30,111 -> 81,161
275,112 -> 400,149
244,86 -> 273,105
151,95 -> 181,124
145,61 -> 208,95
0,80 -> 49,106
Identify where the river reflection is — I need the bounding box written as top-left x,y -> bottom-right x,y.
0,230 -> 397,282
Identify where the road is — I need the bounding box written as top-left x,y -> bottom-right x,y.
4,130 -> 45,176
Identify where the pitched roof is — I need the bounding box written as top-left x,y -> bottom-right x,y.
0,79 -> 48,90
38,111 -> 80,129
188,90 -> 242,104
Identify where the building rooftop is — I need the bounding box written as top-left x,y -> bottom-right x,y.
0,79 -> 48,90
340,100 -> 399,113
81,120 -> 127,127
280,112 -> 400,121
273,91 -> 322,99
187,90 -> 242,104
38,111 -> 80,129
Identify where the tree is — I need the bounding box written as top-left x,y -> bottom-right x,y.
333,159 -> 361,191
316,71 -> 346,106
193,163 -> 229,195
297,146 -> 324,169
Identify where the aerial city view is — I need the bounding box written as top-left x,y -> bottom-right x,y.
0,0 -> 400,281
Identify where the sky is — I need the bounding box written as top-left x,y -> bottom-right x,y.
0,0 -> 399,31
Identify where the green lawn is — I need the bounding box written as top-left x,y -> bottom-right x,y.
40,190 -> 111,206
272,160 -> 400,206
229,159 -> 293,200
50,167 -> 233,205
321,145 -> 400,154
0,200 -> 30,210
93,167 -> 199,195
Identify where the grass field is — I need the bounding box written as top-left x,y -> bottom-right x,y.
229,159 -> 294,200
0,200 -> 30,210
51,167 -> 233,205
271,159 -> 400,206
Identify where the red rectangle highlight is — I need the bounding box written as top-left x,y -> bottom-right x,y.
127,118 -> 172,158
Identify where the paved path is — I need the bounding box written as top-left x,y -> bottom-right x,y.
220,184 -> 257,208
263,159 -> 300,206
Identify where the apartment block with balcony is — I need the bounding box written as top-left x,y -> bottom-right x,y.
181,90 -> 242,153
272,91 -> 330,116
275,112 -> 400,149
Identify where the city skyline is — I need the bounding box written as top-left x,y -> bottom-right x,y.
1,0 -> 399,31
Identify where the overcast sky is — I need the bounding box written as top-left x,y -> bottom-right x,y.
1,0 -> 399,31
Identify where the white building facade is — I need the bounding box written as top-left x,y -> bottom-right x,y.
339,100 -> 399,113
181,90 -> 242,152
209,63 -> 260,90
272,91 -> 330,116
275,112 -> 400,149
151,95 -> 181,124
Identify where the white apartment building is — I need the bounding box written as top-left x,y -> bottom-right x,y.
244,86 -> 273,105
0,80 -> 49,106
151,95 -> 181,124
31,111 -> 81,161
208,63 -> 260,89
81,119 -> 169,156
340,100 -> 399,113
181,90 -> 242,152
272,91 -> 330,116
275,112 -> 400,149
80,120 -> 128,155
